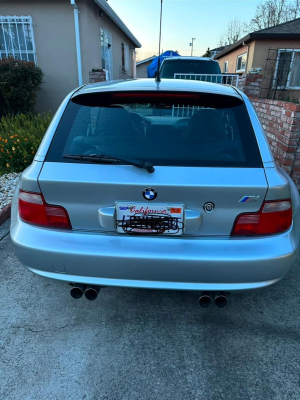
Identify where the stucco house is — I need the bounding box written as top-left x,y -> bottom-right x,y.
215,18 -> 300,99
0,0 -> 141,112
136,55 -> 156,78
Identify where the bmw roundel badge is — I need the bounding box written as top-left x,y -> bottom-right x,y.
142,188 -> 157,201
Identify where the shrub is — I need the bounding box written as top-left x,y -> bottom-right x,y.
0,57 -> 44,116
0,113 -> 52,173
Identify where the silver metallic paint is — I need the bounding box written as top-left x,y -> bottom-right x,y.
10,80 -> 300,292
37,163 -> 268,235
10,209 -> 300,291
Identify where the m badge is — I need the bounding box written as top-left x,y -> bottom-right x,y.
239,196 -> 260,203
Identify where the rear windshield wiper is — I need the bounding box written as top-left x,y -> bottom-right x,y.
63,154 -> 155,173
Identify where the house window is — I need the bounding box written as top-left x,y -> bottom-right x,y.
224,60 -> 228,73
0,16 -> 36,63
100,28 -> 113,80
236,53 -> 247,72
274,49 -> 300,89
121,43 -> 129,73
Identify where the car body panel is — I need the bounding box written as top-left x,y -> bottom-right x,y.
10,79 -> 300,292
19,161 -> 44,193
38,163 -> 268,235
10,205 -> 300,291
264,166 -> 293,202
74,79 -> 242,98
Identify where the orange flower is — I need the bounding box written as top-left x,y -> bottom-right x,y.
5,139 -> 7,143
17,139 -> 20,142
6,163 -> 10,167
0,148 -> 3,152
24,138 -> 27,141
9,155 -> 12,158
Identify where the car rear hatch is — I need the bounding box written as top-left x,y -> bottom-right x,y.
38,89 -> 268,236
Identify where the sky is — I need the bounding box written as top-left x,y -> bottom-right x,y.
108,0 -> 262,60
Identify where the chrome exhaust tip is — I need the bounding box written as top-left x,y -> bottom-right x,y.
199,292 -> 213,308
70,283 -> 86,299
84,285 -> 101,301
214,292 -> 228,308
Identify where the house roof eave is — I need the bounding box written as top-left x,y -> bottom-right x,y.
214,34 -> 251,59
94,0 -> 142,48
136,56 -> 156,65
215,31 -> 300,60
250,32 -> 300,40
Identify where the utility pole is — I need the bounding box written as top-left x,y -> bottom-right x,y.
190,38 -> 196,56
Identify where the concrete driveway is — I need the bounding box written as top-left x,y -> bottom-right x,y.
1,218 -> 300,400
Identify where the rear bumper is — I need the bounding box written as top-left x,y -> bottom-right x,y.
10,207 -> 300,291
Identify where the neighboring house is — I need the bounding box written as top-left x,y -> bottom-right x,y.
136,55 -> 156,78
0,0 -> 141,112
215,18 -> 300,98
209,45 -> 229,59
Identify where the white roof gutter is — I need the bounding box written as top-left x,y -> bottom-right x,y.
94,0 -> 141,48
70,0 -> 83,86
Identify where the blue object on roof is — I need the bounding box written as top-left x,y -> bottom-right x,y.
147,50 -> 180,78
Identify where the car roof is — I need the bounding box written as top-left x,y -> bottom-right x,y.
73,79 -> 242,99
162,56 -> 217,62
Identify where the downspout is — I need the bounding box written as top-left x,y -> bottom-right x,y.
70,0 -> 83,86
243,42 -> 251,73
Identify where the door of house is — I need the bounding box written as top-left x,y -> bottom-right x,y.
100,28 -> 113,80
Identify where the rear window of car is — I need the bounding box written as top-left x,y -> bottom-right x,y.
160,60 -> 221,78
46,91 -> 262,168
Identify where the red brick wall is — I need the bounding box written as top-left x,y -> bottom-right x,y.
238,74 -> 263,97
89,70 -> 106,83
251,98 -> 300,188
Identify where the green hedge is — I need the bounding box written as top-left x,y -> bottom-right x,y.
0,113 -> 52,173
0,57 -> 44,116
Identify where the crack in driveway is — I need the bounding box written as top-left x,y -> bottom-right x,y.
0,232 -> 10,242
8,324 -> 70,333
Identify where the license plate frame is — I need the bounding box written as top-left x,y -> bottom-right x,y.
116,203 -> 185,235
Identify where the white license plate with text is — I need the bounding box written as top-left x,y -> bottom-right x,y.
116,203 -> 184,235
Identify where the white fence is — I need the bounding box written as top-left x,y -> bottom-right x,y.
172,105 -> 202,117
174,73 -> 239,87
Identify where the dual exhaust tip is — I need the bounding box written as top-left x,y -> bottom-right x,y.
199,292 -> 228,308
70,284 -> 100,301
70,285 -> 227,306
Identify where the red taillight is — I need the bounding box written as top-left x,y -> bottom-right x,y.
231,200 -> 292,236
18,190 -> 72,229
112,93 -> 199,99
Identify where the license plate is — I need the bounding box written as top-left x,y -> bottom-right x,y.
116,203 -> 184,235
